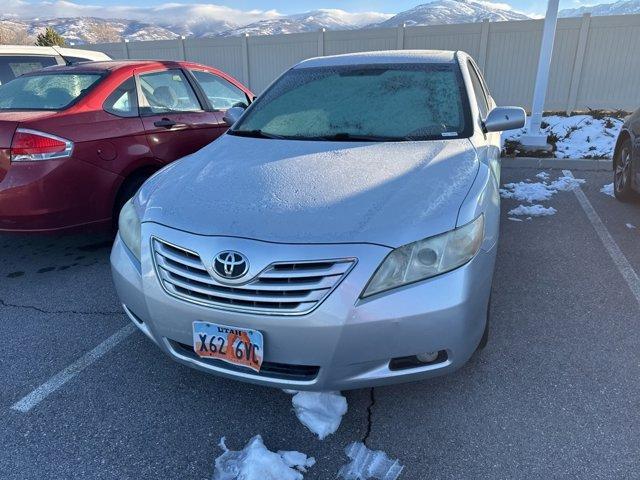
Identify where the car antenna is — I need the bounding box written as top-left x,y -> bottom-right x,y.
51,46 -> 72,66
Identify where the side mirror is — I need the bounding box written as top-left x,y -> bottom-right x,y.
483,107 -> 526,133
223,106 -> 245,127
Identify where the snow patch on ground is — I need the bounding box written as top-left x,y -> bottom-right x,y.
337,442 -> 404,480
547,175 -> 586,191
626,223 -> 636,229
601,183 -> 615,197
500,181 -> 556,202
500,173 -> 584,202
508,204 -> 557,217
287,391 -> 348,440
507,217 -> 523,222
503,114 -> 623,159
278,451 -> 317,473
501,172 -> 584,219
212,435 -> 314,480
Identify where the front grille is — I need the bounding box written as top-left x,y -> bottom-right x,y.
169,340 -> 320,381
152,238 -> 355,315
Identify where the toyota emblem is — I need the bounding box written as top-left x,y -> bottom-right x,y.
213,251 -> 249,279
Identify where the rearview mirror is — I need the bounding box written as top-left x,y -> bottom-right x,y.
223,106 -> 245,127
484,107 -> 526,133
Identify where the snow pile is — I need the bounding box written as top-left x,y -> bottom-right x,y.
508,204 -> 557,217
212,435 -> 315,480
337,442 -> 404,480
499,181 -> 556,202
601,183 -> 615,197
288,391 -> 348,440
500,172 -> 585,218
503,114 -> 624,158
547,175 -> 586,191
500,172 -> 584,201
278,451 -> 317,473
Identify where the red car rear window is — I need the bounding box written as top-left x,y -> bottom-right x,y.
0,73 -> 102,111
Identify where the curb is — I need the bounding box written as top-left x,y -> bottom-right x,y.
501,157 -> 612,171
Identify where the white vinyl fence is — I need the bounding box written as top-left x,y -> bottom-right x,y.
87,13 -> 640,112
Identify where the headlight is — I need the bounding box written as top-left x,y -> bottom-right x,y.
118,198 -> 142,262
362,215 -> 484,298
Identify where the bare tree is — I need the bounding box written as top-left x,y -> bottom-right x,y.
86,23 -> 121,43
0,24 -> 33,45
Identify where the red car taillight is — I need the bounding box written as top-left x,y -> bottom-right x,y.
10,129 -> 74,162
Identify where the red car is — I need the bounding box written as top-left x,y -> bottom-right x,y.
0,60 -> 253,232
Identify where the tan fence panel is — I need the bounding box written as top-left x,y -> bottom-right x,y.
125,39 -> 183,60
89,41 -> 127,59
404,23 -> 483,59
184,37 -> 246,84
324,28 -> 398,55
576,14 -> 640,111
247,32 -> 320,92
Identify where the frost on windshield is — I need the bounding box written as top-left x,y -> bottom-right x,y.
238,64 -> 465,139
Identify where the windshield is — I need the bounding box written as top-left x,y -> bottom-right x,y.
0,73 -> 102,111
231,63 -> 471,142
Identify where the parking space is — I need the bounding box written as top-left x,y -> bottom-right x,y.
1,162 -> 640,479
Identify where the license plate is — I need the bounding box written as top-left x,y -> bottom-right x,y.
192,322 -> 264,373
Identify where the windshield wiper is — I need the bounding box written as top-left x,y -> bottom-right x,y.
313,133 -> 408,142
228,129 -> 288,140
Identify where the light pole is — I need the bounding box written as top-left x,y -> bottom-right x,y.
520,0 -> 560,151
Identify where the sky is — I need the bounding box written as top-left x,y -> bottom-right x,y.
229,0 -> 617,16
3,0 -> 622,21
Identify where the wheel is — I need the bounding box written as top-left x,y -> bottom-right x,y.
477,296 -> 490,351
112,174 -> 149,231
614,138 -> 638,202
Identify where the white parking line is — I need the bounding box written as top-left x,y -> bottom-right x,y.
564,170 -> 640,309
11,324 -> 135,413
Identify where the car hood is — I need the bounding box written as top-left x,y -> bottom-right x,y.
139,134 -> 479,247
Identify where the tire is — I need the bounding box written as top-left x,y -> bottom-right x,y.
112,174 -> 149,231
614,138 -> 638,202
477,296 -> 490,351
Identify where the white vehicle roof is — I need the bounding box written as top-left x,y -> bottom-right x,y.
295,50 -> 457,69
0,45 -> 110,61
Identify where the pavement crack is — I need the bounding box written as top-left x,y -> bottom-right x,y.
362,387 -> 375,447
0,298 -> 123,316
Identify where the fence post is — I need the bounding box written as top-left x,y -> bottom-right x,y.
318,28 -> 325,56
179,36 -> 187,61
396,23 -> 405,49
478,19 -> 490,72
241,34 -> 251,89
123,39 -> 130,59
566,13 -> 591,114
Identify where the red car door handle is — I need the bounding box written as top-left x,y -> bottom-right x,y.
154,118 -> 178,128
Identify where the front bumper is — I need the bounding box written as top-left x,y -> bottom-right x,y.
111,223 -> 496,391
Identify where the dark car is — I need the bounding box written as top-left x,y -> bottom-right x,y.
0,60 -> 253,232
613,108 -> 640,201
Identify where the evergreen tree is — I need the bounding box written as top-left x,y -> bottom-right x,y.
35,27 -> 65,47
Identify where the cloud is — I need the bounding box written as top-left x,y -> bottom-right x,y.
2,1 -> 282,27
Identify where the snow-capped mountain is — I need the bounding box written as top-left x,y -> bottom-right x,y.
375,0 -> 529,28
560,0 -> 640,17
0,0 -> 571,45
220,9 -> 393,36
0,17 -> 180,44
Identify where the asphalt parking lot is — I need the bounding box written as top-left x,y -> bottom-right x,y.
1,160 -> 640,479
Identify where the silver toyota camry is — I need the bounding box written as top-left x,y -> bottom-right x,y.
111,50 -> 525,391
